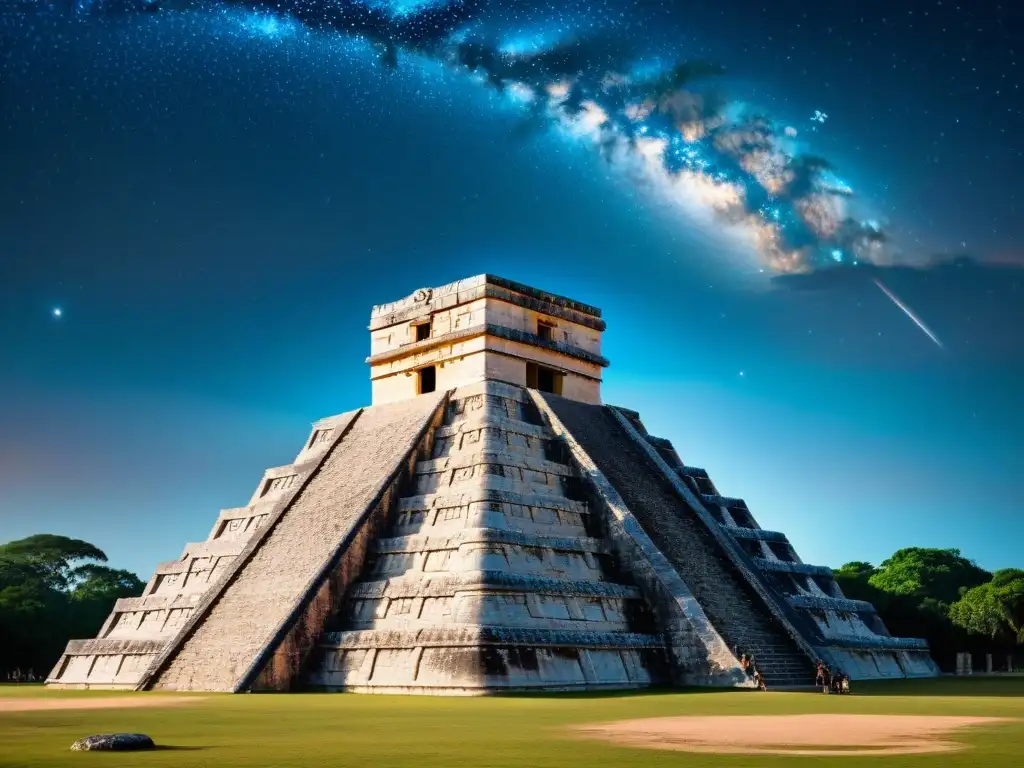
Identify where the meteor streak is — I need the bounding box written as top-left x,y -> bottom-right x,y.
873,277 -> 944,350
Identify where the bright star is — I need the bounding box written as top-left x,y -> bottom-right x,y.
52,307 -> 63,318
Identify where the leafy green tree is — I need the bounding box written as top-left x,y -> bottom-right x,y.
0,534 -> 107,590
69,564 -> 145,603
949,569 -> 1024,645
834,561 -> 878,580
0,535 -> 143,679
833,550 -> 996,672
868,547 -> 991,606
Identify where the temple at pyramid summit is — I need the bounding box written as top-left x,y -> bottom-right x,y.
47,274 -> 939,693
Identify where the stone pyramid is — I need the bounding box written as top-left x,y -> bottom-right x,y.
47,275 -> 938,693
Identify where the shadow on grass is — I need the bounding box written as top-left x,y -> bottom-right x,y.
151,746 -> 209,752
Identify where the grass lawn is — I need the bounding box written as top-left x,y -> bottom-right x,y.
1,678 -> 1021,768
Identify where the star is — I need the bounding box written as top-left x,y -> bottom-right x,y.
52,307 -> 63,319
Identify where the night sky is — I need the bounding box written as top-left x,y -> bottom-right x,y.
1,0 -> 1021,579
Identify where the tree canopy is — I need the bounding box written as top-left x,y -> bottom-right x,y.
832,547 -> 1014,670
867,547 -> 991,605
949,569 -> 1024,645
0,535 -> 144,679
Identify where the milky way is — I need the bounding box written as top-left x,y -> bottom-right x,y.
11,0 -> 896,276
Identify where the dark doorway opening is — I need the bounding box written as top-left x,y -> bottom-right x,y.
418,365 -> 436,394
526,362 -> 563,395
414,321 -> 431,342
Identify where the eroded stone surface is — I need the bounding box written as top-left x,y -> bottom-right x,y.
70,734 -> 154,752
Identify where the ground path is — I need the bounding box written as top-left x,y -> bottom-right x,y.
573,713 -> 1014,756
0,696 -> 204,713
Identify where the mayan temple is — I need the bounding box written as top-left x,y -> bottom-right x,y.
47,275 -> 939,693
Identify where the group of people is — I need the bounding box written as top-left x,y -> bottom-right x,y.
815,661 -> 851,694
740,653 -> 768,691
3,669 -> 39,683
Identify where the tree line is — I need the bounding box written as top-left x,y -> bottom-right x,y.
834,547 -> 1023,670
1,535 -> 1021,679
0,535 -> 144,680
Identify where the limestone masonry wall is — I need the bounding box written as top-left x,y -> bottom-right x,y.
367,275 -> 606,407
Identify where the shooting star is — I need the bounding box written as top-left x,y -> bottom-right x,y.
872,277 -> 944,350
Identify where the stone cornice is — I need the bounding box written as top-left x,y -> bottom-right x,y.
755,558 -> 833,577
789,594 -> 876,614
398,486 -> 589,514
369,277 -> 606,332
322,626 -> 663,650
365,322 -> 610,368
818,635 -> 930,651
725,526 -> 788,543
374,530 -> 608,555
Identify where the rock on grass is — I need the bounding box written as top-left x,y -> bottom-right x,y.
70,734 -> 155,751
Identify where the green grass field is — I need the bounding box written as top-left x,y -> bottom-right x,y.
1,678 -> 1021,768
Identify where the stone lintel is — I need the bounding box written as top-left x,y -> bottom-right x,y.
789,594 -> 876,613
755,559 -> 833,577
435,415 -> 550,441
63,638 -> 166,656
322,627 -> 661,650
179,538 -> 247,560
216,506 -> 258,523
450,379 -> 533,403
365,323 -> 609,369
701,494 -> 747,508
348,572 -> 641,600
374,530 -> 608,555
816,635 -> 931,651
112,594 -> 201,613
726,526 -> 788,543
397,487 -> 589,515
415,452 -> 576,477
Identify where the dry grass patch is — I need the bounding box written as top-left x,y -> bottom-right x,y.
0,696 -> 205,713
573,713 -> 1014,756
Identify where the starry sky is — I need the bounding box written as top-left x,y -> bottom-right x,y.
1,0 -> 1021,579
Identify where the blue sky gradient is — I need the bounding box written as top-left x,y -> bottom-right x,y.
1,0 -> 1021,577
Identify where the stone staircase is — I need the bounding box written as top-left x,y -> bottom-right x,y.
541,396 -> 816,688
303,382 -> 669,694
142,393 -> 446,692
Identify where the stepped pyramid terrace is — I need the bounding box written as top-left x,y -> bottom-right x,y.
47,274 -> 939,694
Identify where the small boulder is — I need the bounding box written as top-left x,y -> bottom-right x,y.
70,733 -> 155,752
